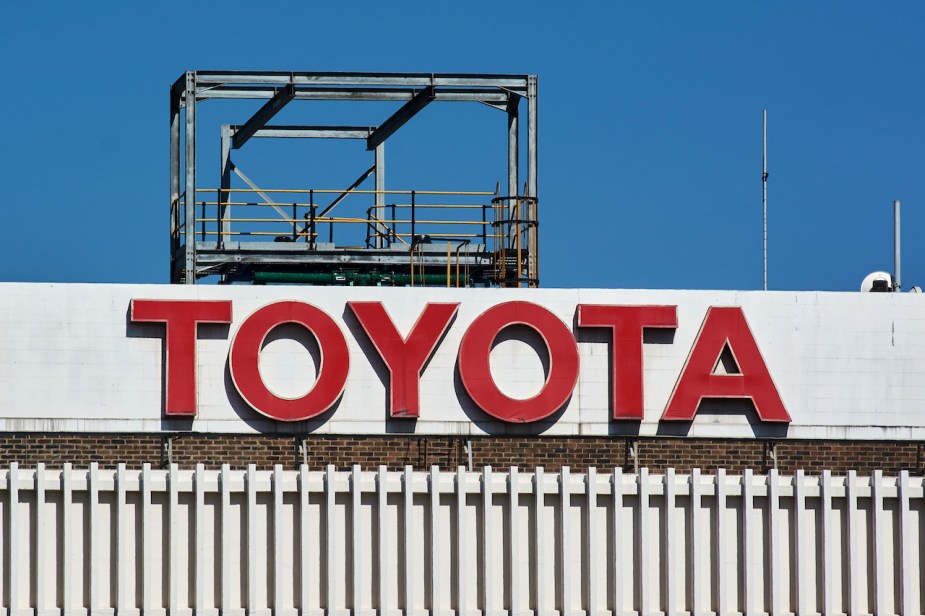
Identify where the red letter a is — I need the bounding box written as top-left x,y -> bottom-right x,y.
348,302 -> 458,418
662,306 -> 790,422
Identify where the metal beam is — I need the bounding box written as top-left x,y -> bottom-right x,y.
231,165 -> 290,220
200,86 -> 514,103
527,75 -> 539,286
231,84 -> 295,149
316,164 -> 377,218
527,75 -> 538,199
183,71 -> 197,284
194,71 -> 530,89
169,79 -> 181,281
480,100 -> 510,112
507,94 -> 520,199
230,125 -> 375,139
367,86 -> 435,151
219,125 -> 232,250
375,143 -> 385,248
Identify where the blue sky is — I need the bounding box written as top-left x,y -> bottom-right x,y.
2,3 -> 923,291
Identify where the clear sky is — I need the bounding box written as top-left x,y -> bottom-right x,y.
2,3 -> 923,291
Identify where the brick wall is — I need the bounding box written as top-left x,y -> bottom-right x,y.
0,433 -> 921,474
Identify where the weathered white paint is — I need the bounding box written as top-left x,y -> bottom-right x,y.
2,283 -> 925,438
1,465 -> 923,616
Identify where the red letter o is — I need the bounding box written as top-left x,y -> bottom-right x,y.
229,301 -> 350,421
458,301 -> 579,423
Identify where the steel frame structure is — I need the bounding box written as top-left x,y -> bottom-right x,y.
169,71 -> 539,286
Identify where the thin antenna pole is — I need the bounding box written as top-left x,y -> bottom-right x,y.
762,109 -> 768,291
894,199 -> 901,291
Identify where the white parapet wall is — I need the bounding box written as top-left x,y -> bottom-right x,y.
1,465 -> 923,616
3,283 -> 925,439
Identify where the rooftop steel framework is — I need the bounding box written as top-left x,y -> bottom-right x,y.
169,71 -> 539,286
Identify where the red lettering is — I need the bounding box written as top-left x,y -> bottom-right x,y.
130,299 -> 233,416
458,301 -> 579,423
662,306 -> 790,422
576,304 -> 678,420
348,302 -> 458,418
229,301 -> 349,421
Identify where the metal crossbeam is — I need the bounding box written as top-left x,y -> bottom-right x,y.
194,71 -> 530,89
232,125 -> 375,140
230,165 -> 289,220
317,164 -> 377,218
231,84 -> 295,149
200,86 -> 514,103
367,86 -> 435,151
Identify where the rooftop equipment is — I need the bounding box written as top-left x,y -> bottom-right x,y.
169,71 -> 539,287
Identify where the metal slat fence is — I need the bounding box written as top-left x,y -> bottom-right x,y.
1,464 -> 923,616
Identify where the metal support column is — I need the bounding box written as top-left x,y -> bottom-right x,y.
507,96 -> 522,286
526,75 -> 539,286
526,76 -> 538,199
219,126 -> 232,250
375,143 -> 385,248
169,79 -> 181,282
507,95 -> 519,200
183,71 -> 197,284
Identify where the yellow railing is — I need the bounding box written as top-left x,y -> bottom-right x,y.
178,187 -> 538,287
185,188 -> 497,250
